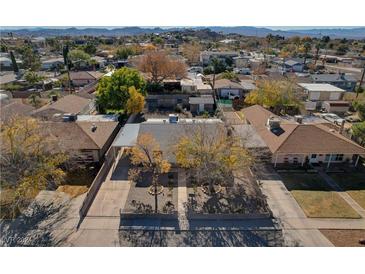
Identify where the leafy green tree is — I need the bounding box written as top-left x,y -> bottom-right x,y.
96,67 -> 146,113
353,101 -> 365,120
116,46 -> 135,60
82,42 -> 97,55
28,93 -> 41,108
24,71 -> 44,85
68,49 -> 91,69
126,86 -> 145,115
352,121 -> 365,145
19,45 -> 41,71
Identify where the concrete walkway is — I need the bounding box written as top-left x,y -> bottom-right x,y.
318,171 -> 365,218
65,160 -> 132,246
177,170 -> 189,230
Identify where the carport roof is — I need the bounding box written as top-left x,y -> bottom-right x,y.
112,123 -> 140,147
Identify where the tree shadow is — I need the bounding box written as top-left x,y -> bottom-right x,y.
0,201 -> 72,247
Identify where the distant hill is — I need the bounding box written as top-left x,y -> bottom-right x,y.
2,26 -> 365,39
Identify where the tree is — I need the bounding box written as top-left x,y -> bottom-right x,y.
28,93 -> 41,108
174,124 -> 253,194
62,45 -> 72,91
220,70 -> 239,81
181,42 -> 201,65
82,42 -> 97,55
19,45 -> 41,71
115,46 -> 135,60
0,116 -> 67,218
128,133 -> 171,213
136,50 -> 187,84
126,86 -> 145,115
24,71 -> 44,85
245,80 -> 301,114
96,67 -> 146,113
68,49 -> 91,69
353,101 -> 365,120
352,121 -> 365,145
9,51 -> 18,73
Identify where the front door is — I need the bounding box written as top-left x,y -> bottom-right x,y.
309,154 -> 318,163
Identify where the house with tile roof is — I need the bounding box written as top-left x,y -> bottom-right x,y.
241,105 -> 365,167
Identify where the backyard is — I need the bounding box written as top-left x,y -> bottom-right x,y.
330,172 -> 365,210
280,173 -> 361,218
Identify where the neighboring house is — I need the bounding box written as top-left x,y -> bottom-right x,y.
322,101 -> 350,114
41,57 -> 64,71
112,116 -> 223,164
214,79 -> 245,99
298,83 -> 345,110
67,71 -> 104,87
240,80 -> 257,94
311,73 -> 357,92
43,118 -> 120,163
241,105 -> 365,167
233,56 -> 250,68
146,77 -> 213,112
200,51 -> 239,66
284,59 -> 304,72
189,95 -> 215,114
32,94 -> 95,120
0,100 -> 35,124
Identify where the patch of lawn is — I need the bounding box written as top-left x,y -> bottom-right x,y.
281,173 -> 361,219
320,229 -> 365,247
330,173 -> 365,210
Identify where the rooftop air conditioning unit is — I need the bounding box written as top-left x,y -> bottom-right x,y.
294,115 -> 303,124
169,114 -> 179,124
266,116 -> 281,130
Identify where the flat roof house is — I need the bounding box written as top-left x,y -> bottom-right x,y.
298,83 -> 345,110
241,105 -> 365,168
113,116 -> 224,164
311,73 -> 357,92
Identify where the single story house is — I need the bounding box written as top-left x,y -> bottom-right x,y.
284,59 -> 304,72
311,73 -> 357,92
0,100 -> 35,124
200,51 -> 239,66
67,71 -> 104,87
41,57 -> 64,71
241,105 -> 365,167
32,94 -> 95,120
214,79 -> 245,99
43,119 -> 120,163
189,95 -> 215,114
112,116 -> 224,165
298,83 -> 345,110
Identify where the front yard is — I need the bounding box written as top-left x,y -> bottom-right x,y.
280,173 -> 361,219
330,173 -> 365,210
320,229 -> 365,247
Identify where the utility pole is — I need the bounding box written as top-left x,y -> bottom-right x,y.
356,64 -> 365,98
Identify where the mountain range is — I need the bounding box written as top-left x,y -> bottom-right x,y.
1,26 -> 364,39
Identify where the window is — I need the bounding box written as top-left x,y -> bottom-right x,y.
284,157 -> 289,163
311,154 -> 317,159
293,157 -> 298,164
334,154 -> 344,161
325,154 -> 331,161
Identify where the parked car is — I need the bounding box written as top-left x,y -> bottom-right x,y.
320,113 -> 345,125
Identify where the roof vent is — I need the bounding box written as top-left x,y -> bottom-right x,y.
91,123 -> 97,132
294,115 -> 303,124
